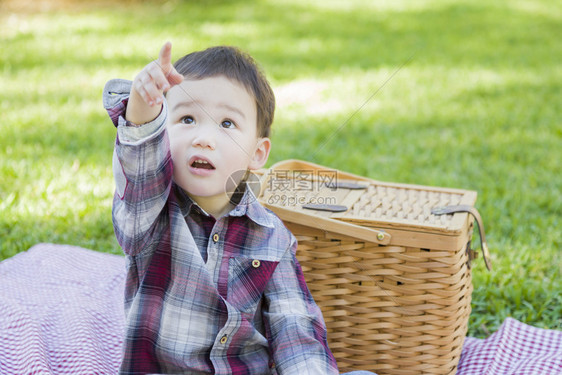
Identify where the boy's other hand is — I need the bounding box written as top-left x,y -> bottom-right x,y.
126,42 -> 184,124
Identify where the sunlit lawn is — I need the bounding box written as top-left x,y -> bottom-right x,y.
1,0 -> 560,338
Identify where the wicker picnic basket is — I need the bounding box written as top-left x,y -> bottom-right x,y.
257,159 -> 491,375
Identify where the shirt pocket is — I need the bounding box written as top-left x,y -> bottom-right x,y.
227,256 -> 278,317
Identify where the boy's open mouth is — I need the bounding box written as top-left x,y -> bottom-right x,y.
190,158 -> 216,170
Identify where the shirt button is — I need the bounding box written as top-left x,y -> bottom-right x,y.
252,259 -> 261,268
220,334 -> 228,344
212,233 -> 219,243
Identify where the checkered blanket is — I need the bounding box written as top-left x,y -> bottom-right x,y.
459,320 -> 562,374
1,244 -> 561,374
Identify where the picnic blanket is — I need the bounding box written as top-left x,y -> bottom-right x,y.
0,244 -> 561,375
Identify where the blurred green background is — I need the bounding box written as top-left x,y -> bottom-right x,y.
1,0 -> 560,338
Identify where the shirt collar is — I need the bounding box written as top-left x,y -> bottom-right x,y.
173,183 -> 275,229
229,187 -> 275,228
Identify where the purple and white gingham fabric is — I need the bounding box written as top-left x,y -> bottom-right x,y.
458,317 -> 562,374
1,243 -> 561,375
0,244 -> 125,375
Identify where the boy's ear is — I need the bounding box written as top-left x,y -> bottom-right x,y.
248,137 -> 271,170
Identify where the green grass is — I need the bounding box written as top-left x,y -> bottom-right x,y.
1,0 -> 560,338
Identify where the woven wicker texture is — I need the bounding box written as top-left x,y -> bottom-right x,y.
288,223 -> 472,374
258,160 -> 479,374
346,186 -> 464,227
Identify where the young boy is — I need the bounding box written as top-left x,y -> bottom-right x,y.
103,42 -> 342,375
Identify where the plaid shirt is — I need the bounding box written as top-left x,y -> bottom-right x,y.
103,79 -> 338,375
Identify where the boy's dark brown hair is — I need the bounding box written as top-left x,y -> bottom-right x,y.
173,46 -> 275,138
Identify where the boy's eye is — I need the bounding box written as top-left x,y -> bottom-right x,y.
180,116 -> 194,125
220,120 -> 236,129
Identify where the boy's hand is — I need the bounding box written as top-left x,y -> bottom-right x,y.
126,42 -> 184,125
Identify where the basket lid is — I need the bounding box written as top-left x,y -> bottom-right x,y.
257,159 -> 477,250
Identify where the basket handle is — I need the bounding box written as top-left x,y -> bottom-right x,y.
254,167 -> 391,245
431,205 -> 492,270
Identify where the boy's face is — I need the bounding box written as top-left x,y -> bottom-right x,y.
166,75 -> 270,205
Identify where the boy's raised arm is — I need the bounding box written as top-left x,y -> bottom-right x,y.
102,42 -> 184,256
126,42 -> 183,125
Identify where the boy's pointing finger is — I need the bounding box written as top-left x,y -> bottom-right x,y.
158,41 -> 173,69
156,41 -> 183,89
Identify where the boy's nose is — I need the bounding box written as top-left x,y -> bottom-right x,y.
191,124 -> 217,150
